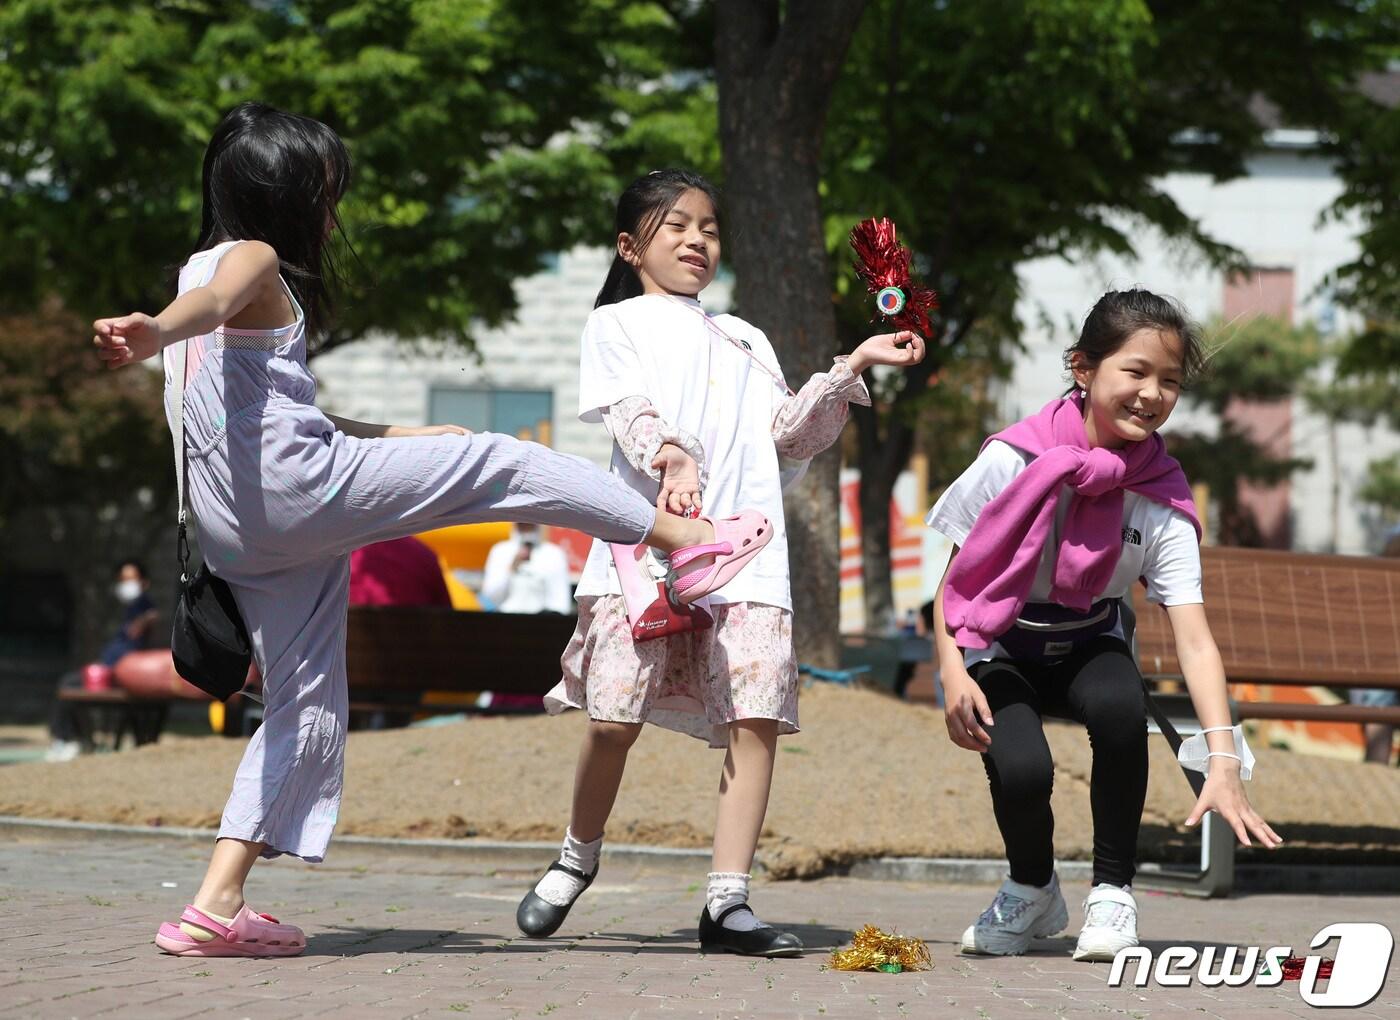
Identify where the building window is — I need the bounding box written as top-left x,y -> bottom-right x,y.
1224,267 -> 1294,324
429,388 -> 554,445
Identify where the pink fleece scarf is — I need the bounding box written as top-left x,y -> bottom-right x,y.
943,392 -> 1200,649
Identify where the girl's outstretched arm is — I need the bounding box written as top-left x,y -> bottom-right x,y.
92,241 -> 284,368
1167,602 -> 1283,848
770,330 -> 923,463
771,356 -> 870,462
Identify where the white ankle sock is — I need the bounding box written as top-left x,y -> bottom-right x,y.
534,829 -> 601,907
707,872 -> 767,932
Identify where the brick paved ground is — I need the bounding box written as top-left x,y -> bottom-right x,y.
1,830 -> 1395,1018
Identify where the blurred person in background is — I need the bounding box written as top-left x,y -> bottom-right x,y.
349,536 -> 452,609
46,558 -> 159,761
481,523 -> 573,614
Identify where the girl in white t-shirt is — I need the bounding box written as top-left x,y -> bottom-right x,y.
927,289 -> 1281,962
516,169 -> 925,957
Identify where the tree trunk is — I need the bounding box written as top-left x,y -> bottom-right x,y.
853,396 -> 917,636
714,0 -> 867,667
856,445 -> 896,634
850,309 -> 964,633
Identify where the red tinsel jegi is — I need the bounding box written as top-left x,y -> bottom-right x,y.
849,217 -> 938,337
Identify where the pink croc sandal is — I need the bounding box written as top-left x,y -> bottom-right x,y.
667,511 -> 773,606
154,904 -> 306,958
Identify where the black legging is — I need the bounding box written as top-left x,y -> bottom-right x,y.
970,637 -> 1147,888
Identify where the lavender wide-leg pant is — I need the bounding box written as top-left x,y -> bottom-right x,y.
185,399 -> 652,861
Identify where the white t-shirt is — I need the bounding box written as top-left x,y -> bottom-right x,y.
575,294 -> 793,610
926,440 -> 1203,667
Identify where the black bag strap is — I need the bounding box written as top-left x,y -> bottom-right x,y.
171,250 -> 223,587
1140,674 -> 1205,797
172,343 -> 201,596
169,246 -> 261,705
1120,596 -> 1205,797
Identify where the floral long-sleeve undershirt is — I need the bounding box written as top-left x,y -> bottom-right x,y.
599,356 -> 871,485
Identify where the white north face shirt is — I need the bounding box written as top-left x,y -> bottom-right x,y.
927,440 -> 1202,667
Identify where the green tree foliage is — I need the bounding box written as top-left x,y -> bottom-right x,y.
820,0 -> 1398,626
1188,315 -> 1323,413
0,306 -> 172,655
1325,2 -> 1400,362
1316,342 -> 1400,529
0,0 -> 705,351
1168,316 -> 1318,547
1359,454 -> 1400,517
0,306 -> 170,529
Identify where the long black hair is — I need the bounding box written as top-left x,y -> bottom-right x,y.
594,169 -> 721,308
1065,288 -> 1205,386
196,102 -> 351,337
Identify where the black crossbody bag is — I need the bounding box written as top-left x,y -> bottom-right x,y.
997,598 -> 1205,796
996,599 -> 1122,663
168,331 -> 254,703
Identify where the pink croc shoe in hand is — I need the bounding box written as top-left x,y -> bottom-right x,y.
155,903 -> 306,957
667,511 -> 772,606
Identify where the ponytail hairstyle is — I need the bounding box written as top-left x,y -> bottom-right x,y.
196,102 -> 352,338
1064,288 -> 1205,389
595,169 -> 722,308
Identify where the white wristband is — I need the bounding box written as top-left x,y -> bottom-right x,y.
1206,750 -> 1243,773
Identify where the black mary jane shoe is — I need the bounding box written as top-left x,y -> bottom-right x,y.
516,862 -> 596,938
698,903 -> 804,958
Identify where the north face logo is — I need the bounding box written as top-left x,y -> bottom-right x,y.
1122,527 -> 1142,546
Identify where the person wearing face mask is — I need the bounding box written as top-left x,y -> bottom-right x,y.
102,560 -> 160,664
481,524 -> 573,615
46,558 -> 160,761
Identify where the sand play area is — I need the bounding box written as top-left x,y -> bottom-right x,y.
2,684 -> 1397,877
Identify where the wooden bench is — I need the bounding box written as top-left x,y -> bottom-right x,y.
342,606 -> 575,724
1127,545 -> 1400,896
55,686 -> 172,750
1131,546 -> 1400,722
61,608 -> 578,745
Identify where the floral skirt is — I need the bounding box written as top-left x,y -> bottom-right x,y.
546,595 -> 799,747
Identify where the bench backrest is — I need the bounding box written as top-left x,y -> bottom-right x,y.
1131,546 -> 1400,688
345,606 -> 576,695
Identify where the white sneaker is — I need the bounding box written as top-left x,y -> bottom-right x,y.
44,740 -> 81,763
1073,884 -> 1139,962
960,873 -> 1069,956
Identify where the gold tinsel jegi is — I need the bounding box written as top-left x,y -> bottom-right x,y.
829,925 -> 933,973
